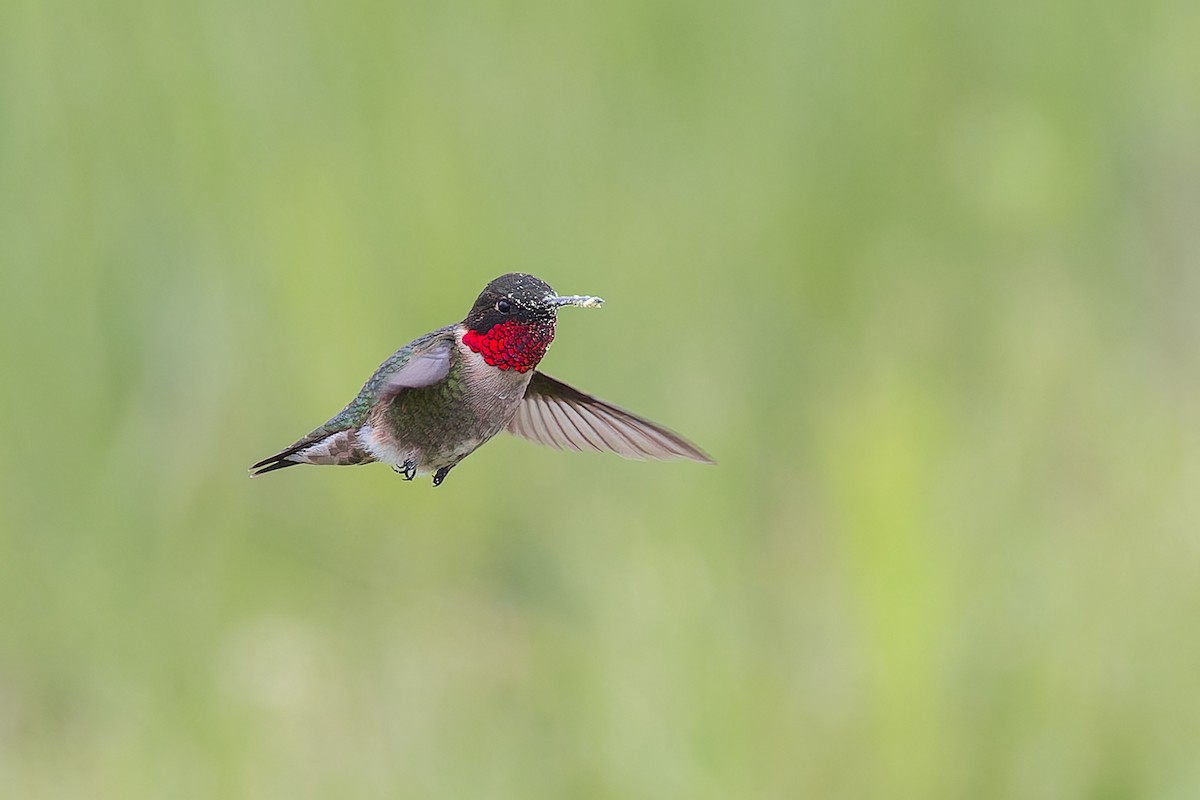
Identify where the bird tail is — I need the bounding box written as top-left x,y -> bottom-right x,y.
249,429 -> 373,477
249,453 -> 306,476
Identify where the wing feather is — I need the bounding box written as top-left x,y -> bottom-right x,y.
378,337 -> 453,399
507,372 -> 714,463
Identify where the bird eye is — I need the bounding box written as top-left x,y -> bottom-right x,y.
496,299 -> 512,313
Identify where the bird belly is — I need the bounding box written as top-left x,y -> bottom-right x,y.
359,422 -> 487,476
361,347 -> 532,475
357,423 -> 420,470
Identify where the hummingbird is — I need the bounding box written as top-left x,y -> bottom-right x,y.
250,273 -> 713,485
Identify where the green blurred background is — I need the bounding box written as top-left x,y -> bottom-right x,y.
2,0 -> 1198,796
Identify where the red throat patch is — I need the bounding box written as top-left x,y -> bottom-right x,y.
462,319 -> 556,372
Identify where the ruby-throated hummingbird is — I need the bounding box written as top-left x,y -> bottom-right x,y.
250,273 -> 713,485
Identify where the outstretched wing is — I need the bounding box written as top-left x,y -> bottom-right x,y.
250,330 -> 455,475
506,371 -> 714,463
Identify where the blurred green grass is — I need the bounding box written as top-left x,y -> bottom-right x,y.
2,0 -> 1199,797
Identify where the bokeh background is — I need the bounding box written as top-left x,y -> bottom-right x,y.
2,0 -> 1199,797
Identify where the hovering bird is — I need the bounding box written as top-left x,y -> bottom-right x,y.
250,273 -> 713,485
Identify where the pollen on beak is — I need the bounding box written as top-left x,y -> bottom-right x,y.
546,294 -> 604,309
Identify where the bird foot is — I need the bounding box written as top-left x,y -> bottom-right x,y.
432,465 -> 454,487
393,458 -> 417,481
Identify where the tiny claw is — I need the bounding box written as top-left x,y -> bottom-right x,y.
393,458 -> 417,481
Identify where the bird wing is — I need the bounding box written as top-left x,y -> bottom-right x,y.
375,333 -> 454,400
305,328 -> 456,428
249,329 -> 456,475
506,371 -> 714,463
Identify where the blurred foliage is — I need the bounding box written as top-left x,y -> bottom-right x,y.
2,0 -> 1199,797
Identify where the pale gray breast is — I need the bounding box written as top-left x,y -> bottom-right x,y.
457,338 -> 535,438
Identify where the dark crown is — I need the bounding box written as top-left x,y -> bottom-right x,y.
463,273 -> 557,333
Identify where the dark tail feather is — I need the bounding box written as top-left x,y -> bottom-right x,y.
249,457 -> 305,477
250,428 -> 367,476
249,441 -> 312,477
